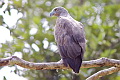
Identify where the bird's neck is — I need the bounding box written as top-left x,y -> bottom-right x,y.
59,13 -> 74,21
59,12 -> 70,17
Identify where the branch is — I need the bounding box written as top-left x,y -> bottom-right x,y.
0,56 -> 120,79
86,67 -> 120,80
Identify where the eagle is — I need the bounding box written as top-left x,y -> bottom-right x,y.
50,7 -> 86,73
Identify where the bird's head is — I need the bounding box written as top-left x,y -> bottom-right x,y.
50,7 -> 69,17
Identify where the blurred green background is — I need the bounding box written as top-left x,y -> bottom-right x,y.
0,0 -> 120,80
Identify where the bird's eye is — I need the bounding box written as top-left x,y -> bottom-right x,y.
54,9 -> 58,11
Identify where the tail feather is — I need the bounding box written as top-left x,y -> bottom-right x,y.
74,55 -> 82,73
63,55 -> 82,73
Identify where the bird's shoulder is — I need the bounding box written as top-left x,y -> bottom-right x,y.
57,16 -> 71,23
58,16 -> 83,28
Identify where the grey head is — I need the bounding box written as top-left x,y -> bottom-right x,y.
50,7 -> 69,17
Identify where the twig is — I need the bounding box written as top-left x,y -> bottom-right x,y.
86,67 -> 120,80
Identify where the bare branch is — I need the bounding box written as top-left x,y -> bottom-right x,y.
0,56 -> 120,79
0,56 -> 68,70
82,57 -> 120,68
86,67 -> 120,80
0,56 -> 120,69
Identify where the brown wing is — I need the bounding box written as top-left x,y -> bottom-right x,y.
54,17 -> 85,73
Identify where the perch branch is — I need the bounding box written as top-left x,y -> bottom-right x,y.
0,56 -> 120,80
0,56 -> 120,69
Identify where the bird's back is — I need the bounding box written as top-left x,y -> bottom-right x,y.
54,16 -> 85,73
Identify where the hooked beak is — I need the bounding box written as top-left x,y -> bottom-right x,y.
50,11 -> 55,17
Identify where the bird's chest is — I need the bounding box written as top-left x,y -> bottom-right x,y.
54,25 -> 66,40
54,18 -> 74,45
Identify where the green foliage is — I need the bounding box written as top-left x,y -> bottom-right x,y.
0,0 -> 120,80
